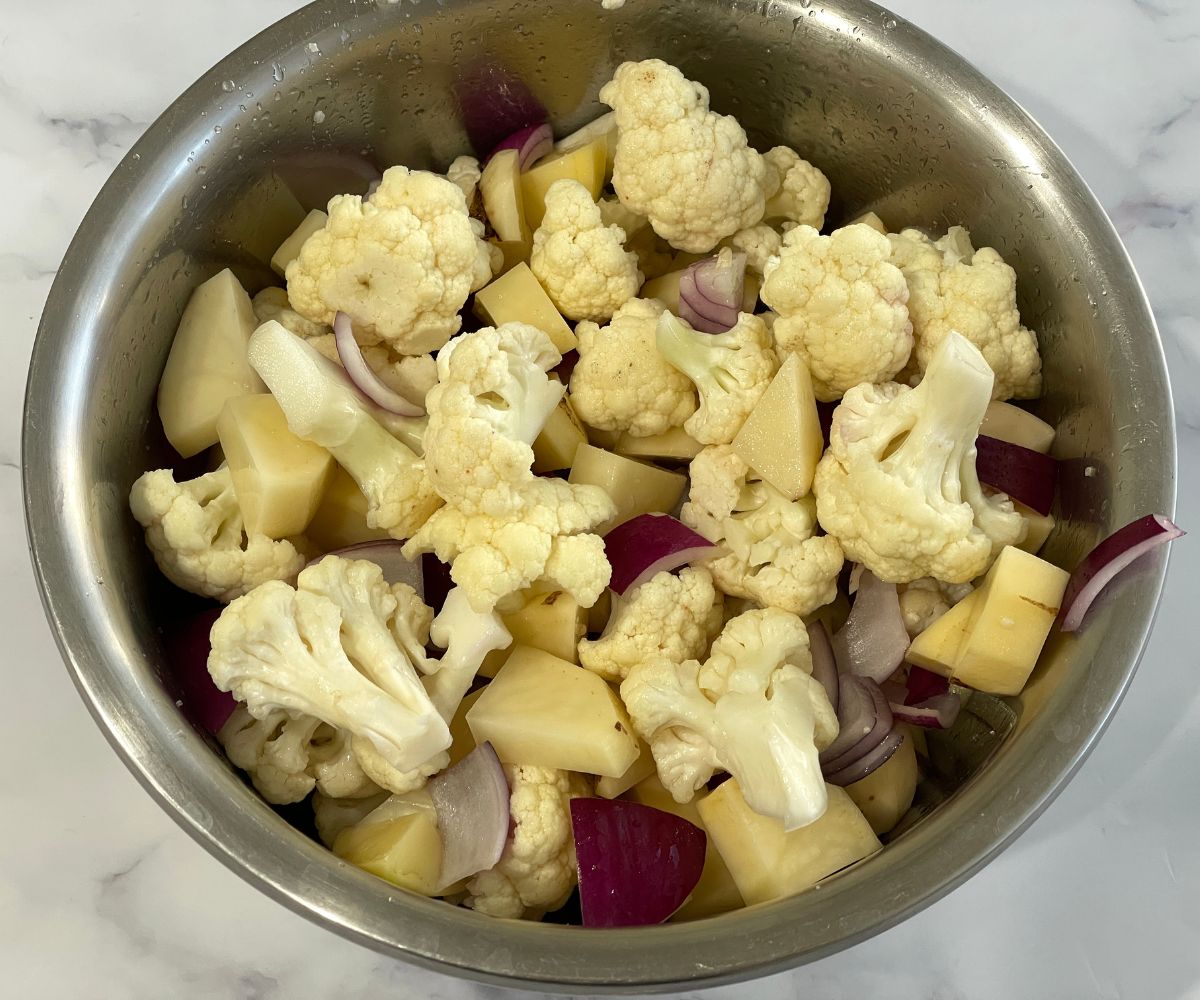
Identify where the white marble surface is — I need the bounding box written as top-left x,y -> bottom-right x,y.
3,0 -> 1198,997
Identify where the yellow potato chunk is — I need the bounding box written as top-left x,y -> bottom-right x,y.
1015,503 -> 1055,554
697,779 -> 880,906
333,792 -> 442,896
466,645 -> 639,777
157,269 -> 264,458
614,427 -> 703,463
980,401 -> 1056,454
480,149 -> 531,244
629,775 -> 744,920
595,740 -> 656,799
567,444 -> 687,534
732,353 -> 824,500
217,394 -> 333,538
905,589 -> 981,675
847,210 -> 887,234
305,466 -> 391,552
271,209 -> 328,276
844,732 -> 918,835
489,238 -> 532,276
447,688 -> 485,766
473,262 -> 576,354
520,138 -> 607,230
533,398 -> 587,473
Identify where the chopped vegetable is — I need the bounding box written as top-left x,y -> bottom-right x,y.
428,743 -> 510,888
489,123 -> 554,171
602,513 -> 720,596
830,569 -> 910,684
677,249 -> 746,333
975,434 -> 1058,516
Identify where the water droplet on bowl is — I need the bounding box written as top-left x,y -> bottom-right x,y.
221,80 -> 235,93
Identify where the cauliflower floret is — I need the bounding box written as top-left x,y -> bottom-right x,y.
655,310 -> 778,445
682,445 -> 843,616
252,285 -> 343,341
889,226 -> 1042,399
423,323 -> 566,516
726,223 -> 782,275
129,467 -> 304,603
530,179 -> 643,322
760,146 -> 831,229
446,154 -> 482,207
465,765 -> 591,919
600,59 -> 767,253
598,197 -> 676,279
761,224 -> 913,401
813,332 -> 1026,584
578,567 -> 722,682
285,166 -> 493,354
569,297 -> 697,437
403,477 -> 614,614
620,608 -> 838,831
897,577 -> 974,636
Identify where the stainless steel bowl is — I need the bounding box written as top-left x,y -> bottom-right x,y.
23,0 -> 1176,990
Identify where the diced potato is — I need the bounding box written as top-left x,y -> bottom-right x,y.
732,353 -> 824,500
489,238 -> 532,276
466,645 -> 639,777
480,148 -> 530,244
533,398 -> 587,473
1015,502 -> 1055,554
980,401 -> 1056,454
555,112 -> 617,181
271,209 -> 328,276
596,741 -> 656,799
305,466 -> 391,552
520,138 -> 607,230
629,775 -> 744,920
905,589 -> 981,674
585,424 -> 622,450
448,689 -> 485,766
157,268 -> 264,458
614,427 -> 703,463
473,262 -> 576,354
844,732 -> 918,835
952,546 -> 1070,695
332,792 -> 442,896
848,211 -> 887,234
587,589 -> 612,635
742,272 -> 762,311
568,444 -> 687,534
217,394 -> 333,538
696,779 -> 880,906
506,589 -> 587,663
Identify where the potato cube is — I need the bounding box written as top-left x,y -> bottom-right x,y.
466,645 -> 639,776
1015,502 -> 1055,554
333,792 -> 443,896
848,211 -> 887,234
157,269 -> 264,458
904,589 -> 981,675
568,444 -> 686,534
490,238 -> 532,276
447,688 -> 485,766
732,353 -> 824,500
533,398 -> 587,473
480,149 -> 531,244
629,775 -> 744,920
844,731 -> 918,835
584,424 -> 622,450
696,779 -> 880,906
520,139 -> 607,230
271,209 -> 328,276
595,740 -> 656,799
305,466 -> 391,552
980,401 -> 1056,454
217,394 -> 333,538
473,262 -> 576,354
507,589 -> 587,662
614,427 -> 703,463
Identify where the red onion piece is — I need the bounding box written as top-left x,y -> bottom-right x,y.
975,434 -> 1058,515
832,570 -> 910,684
333,312 -> 424,416
905,664 -> 950,706
825,727 -> 905,786
819,674 -> 893,774
889,693 -> 962,730
453,62 -> 547,158
1059,514 -> 1185,632
603,513 -> 721,596
678,251 -> 746,333
806,620 -> 839,715
488,122 -> 554,171
173,607 -> 236,734
306,541 -> 423,591
428,742 -> 510,888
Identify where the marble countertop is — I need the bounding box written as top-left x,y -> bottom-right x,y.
3,0 -> 1198,997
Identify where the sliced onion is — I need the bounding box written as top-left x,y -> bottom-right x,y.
847,562 -> 865,595
806,620 -> 839,715
603,513 -> 721,596
333,312 -> 424,416
488,123 -> 554,171
678,250 -> 746,333
306,541 -> 423,591
428,742 -> 510,888
889,693 -> 962,730
819,674 -> 893,774
1059,514 -> 1185,632
976,434 -> 1058,515
825,726 -> 905,786
905,664 -> 950,705
831,570 -> 910,684
172,607 -> 236,734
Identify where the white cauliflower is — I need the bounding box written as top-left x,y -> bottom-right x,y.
446,154 -> 482,206
655,311 -> 778,445
726,223 -> 782,275
569,297 -> 697,437
761,146 -> 831,229
218,704 -> 378,804
531,179 -> 642,321
682,445 -> 843,616
578,567 -> 723,682
129,467 -> 304,603
897,577 -> 974,636
252,285 -> 338,341
814,331 -> 1026,584
465,765 -> 591,919
285,166 -> 494,354
600,59 -> 767,253
889,226 -> 1042,399
620,608 -> 838,831
598,197 -> 675,279
761,224 -> 913,401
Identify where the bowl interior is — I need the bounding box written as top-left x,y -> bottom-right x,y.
24,0 -> 1175,990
